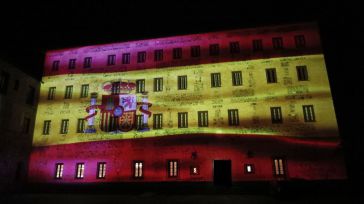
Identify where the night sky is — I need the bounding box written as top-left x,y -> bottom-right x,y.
0,1 -> 363,184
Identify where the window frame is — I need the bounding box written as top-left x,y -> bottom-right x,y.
198,111 -> 208,127
211,72 -> 221,88
302,105 -> 316,122
55,163 -> 64,179
133,161 -> 144,179
270,107 -> 283,124
178,112 -> 188,128
167,160 -> 179,177
265,68 -> 277,83
97,162 -> 106,179
75,163 -> 85,179
228,109 -> 239,126
177,75 -> 187,90
153,114 -> 163,129
60,119 -> 69,134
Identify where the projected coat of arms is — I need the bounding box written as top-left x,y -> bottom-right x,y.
84,80 -> 152,133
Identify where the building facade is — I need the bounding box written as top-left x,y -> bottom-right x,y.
28,23 -> 346,184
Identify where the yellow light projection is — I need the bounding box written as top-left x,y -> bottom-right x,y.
33,54 -> 339,146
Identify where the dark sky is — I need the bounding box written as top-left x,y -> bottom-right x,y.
1,1 -> 363,182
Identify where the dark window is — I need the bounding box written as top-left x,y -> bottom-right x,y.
244,164 -> 254,174
136,115 -> 144,130
230,41 -> 240,54
168,160 -> 178,177
173,48 -> 182,59
198,111 -> 208,127
295,35 -> 306,48
211,73 -> 221,87
228,109 -> 239,126
76,163 -> 85,179
83,57 -> 92,68
178,112 -> 188,128
273,158 -> 285,176
23,117 -> 31,134
77,118 -> 85,133
97,162 -> 106,179
107,55 -> 116,66
191,46 -> 201,57
303,105 -> 315,122
153,114 -> 163,129
209,44 -> 220,56
111,82 -> 120,95
137,51 -> 146,63
48,87 -> 56,100
153,78 -> 163,92
266,68 -> 277,83
136,79 -> 145,93
64,85 -> 73,99
122,53 -> 130,64
55,163 -> 64,179
0,71 -> 10,95
14,80 -> 19,90
60,119 -> 69,134
80,84 -> 89,98
52,60 -> 60,71
270,107 -> 283,124
69,59 -> 76,69
178,75 -> 187,90
43,120 -> 51,135
272,37 -> 284,49
296,66 -> 308,81
154,49 -> 163,61
26,86 -> 35,105
133,161 -> 143,178
252,39 -> 263,51
232,71 -> 243,86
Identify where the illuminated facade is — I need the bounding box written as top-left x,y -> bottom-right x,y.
28,23 -> 346,184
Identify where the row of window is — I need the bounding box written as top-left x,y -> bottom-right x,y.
47,66 -> 308,100
42,105 -> 315,135
54,158 -> 286,179
51,35 -> 307,71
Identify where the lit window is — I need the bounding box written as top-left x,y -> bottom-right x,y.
83,57 -> 92,68
60,119 -> 69,134
134,161 -> 143,178
55,163 -> 64,179
266,68 -> 277,83
198,111 -> 208,127
211,73 -> 221,87
76,163 -> 85,179
154,49 -> 163,61
178,112 -> 188,128
273,158 -> 285,176
137,51 -> 146,63
69,59 -> 76,69
228,109 -> 239,126
209,44 -> 220,56
191,46 -> 200,57
244,164 -> 254,174
232,71 -> 243,86
252,39 -> 263,51
173,48 -> 182,59
178,75 -> 187,90
97,162 -> 106,179
0,71 -> 10,95
136,79 -> 145,93
296,66 -> 308,81
230,41 -> 240,54
77,118 -> 85,133
270,107 -> 283,124
48,87 -> 56,100
272,37 -> 284,49
80,84 -> 89,98
295,35 -> 306,48
107,54 -> 116,66
52,60 -> 60,71
122,53 -> 130,64
190,166 -> 199,175
153,114 -> 163,129
64,85 -> 73,99
153,78 -> 163,92
168,160 -> 178,177
303,105 -> 315,122
43,120 -> 51,135
136,115 -> 144,130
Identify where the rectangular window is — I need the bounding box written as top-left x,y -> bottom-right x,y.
136,115 -> 144,130
43,120 -> 51,135
168,160 -> 178,177
69,59 -> 76,69
97,162 -> 106,179
48,87 -> 56,100
80,84 -> 89,98
76,163 -> 85,179
272,37 -> 284,49
83,57 -> 92,68
228,109 -> 239,126
153,77 -> 163,92
211,73 -> 221,87
190,166 -> 199,175
136,79 -> 145,93
244,164 -> 254,174
23,117 -> 31,134
230,41 -> 240,54
134,161 -> 143,178
60,119 -> 69,134
296,66 -> 308,81
270,107 -> 283,124
273,158 -> 285,176
153,114 -> 163,129
55,163 -> 64,179
209,44 -> 220,56
198,111 -> 208,127
178,112 -> 188,128
178,75 -> 187,90
232,71 -> 243,86
295,35 -> 306,48
266,68 -> 277,83
64,85 -> 73,99
107,54 -> 116,66
154,49 -> 163,61
122,53 -> 130,64
191,46 -> 200,57
52,60 -> 60,71
137,51 -> 146,63
252,39 -> 263,51
173,48 -> 182,59
0,71 -> 10,95
77,118 -> 85,133
26,86 -> 35,105
303,105 -> 315,122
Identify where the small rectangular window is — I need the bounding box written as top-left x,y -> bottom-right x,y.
209,44 -> 220,56
69,59 -> 76,69
48,87 -> 56,100
52,60 -> 60,71
122,53 -> 131,64
272,37 -> 284,49
270,107 -> 283,124
228,109 -> 239,126
83,57 -> 92,68
76,163 -> 85,179
178,75 -> 187,90
137,51 -> 146,63
173,48 -> 182,59
168,160 -> 178,177
55,163 -> 64,179
273,158 -> 285,176
43,120 -> 51,135
178,112 -> 188,128
97,162 -> 106,179
232,71 -> 243,86
134,161 -> 143,178
136,79 -> 145,93
77,118 -> 85,133
153,114 -> 163,129
26,86 -> 35,105
0,71 -> 10,95
296,66 -> 308,81
295,35 -> 306,48
244,164 -> 254,174
198,111 -> 208,127
266,68 -> 277,83
230,41 -> 240,54
154,49 -> 163,61
252,39 -> 263,51
60,119 -> 69,134
191,46 -> 200,57
80,84 -> 89,98
190,166 -> 199,175
153,78 -> 163,92
211,73 -> 221,87
64,85 -> 73,99
23,117 -> 31,134
136,115 -> 144,130
303,105 -> 315,122
107,54 -> 116,66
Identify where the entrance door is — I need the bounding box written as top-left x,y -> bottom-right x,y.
213,160 -> 232,186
